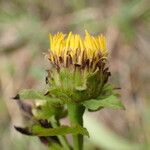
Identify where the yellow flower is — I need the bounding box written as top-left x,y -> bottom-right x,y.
46,31 -> 111,102
48,30 -> 107,70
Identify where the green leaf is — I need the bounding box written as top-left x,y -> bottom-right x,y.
19,89 -> 63,104
31,125 -> 89,137
82,95 -> 125,111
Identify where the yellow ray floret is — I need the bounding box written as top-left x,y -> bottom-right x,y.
48,30 -> 107,65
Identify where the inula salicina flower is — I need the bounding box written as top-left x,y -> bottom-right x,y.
46,30 -> 111,103
48,30 -> 107,68
14,30 -> 124,150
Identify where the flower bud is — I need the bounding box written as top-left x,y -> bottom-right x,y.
46,31 -> 111,103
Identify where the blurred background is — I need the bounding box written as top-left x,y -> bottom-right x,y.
0,0 -> 150,149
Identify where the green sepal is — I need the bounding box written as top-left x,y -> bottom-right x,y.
96,84 -> 117,99
82,95 -> 125,111
84,69 -> 104,99
48,68 -> 88,103
47,69 -> 105,103
47,88 -> 73,103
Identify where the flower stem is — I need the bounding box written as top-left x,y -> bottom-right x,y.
51,116 -> 70,150
67,103 -> 85,150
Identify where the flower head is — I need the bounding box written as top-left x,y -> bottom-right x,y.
48,30 -> 107,71
46,30 -> 110,103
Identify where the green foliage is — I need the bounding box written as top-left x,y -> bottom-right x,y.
82,95 -> 125,111
31,125 -> 89,137
19,89 -> 63,105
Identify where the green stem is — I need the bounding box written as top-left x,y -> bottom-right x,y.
67,103 -> 85,150
51,116 -> 70,150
